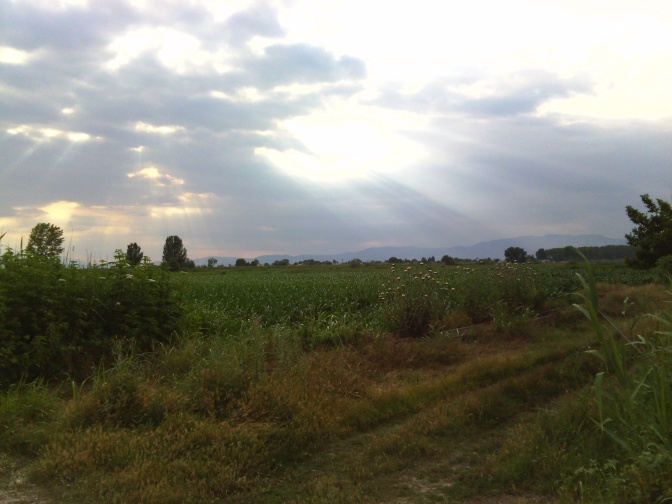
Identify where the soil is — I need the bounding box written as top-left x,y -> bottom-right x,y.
0,455 -> 50,504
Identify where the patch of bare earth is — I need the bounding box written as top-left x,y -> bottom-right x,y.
0,455 -> 50,504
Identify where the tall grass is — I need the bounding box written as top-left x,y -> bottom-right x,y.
570,264 -> 672,502
480,260 -> 672,503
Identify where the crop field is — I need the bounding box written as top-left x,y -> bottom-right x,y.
1,258 -> 670,503
175,262 -> 656,336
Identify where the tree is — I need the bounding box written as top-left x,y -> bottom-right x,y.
235,258 -> 248,267
441,255 -> 456,265
250,259 -> 260,267
625,194 -> 672,268
26,223 -> 64,259
535,248 -> 548,261
162,235 -> 188,271
126,242 -> 144,265
504,246 -> 528,263
207,257 -> 218,268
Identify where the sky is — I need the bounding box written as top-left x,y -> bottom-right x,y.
1,0 -> 671,261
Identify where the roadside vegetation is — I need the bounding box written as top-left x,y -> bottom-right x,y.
1,196 -> 671,503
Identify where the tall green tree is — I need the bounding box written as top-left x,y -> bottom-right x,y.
504,246 -> 528,263
162,235 -> 188,271
625,194 -> 672,268
126,242 -> 144,265
26,223 -> 64,259
535,248 -> 548,261
441,255 -> 456,265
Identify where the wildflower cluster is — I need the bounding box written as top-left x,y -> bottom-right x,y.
379,263 -> 451,337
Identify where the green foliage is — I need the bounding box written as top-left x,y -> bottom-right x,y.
545,244 -> 635,262
0,247 -> 182,387
0,256 -> 668,502
125,242 -> 144,266
656,254 -> 672,277
440,254 -> 456,265
207,257 -> 217,268
235,258 -> 248,267
25,223 -> 65,260
571,260 -> 672,502
162,235 -> 189,271
451,263 -> 545,324
626,193 -> 672,268
379,263 -> 450,337
504,246 -> 528,263
0,379 -> 62,455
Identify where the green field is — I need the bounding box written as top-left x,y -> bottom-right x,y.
176,262 -> 655,335
1,259 -> 670,503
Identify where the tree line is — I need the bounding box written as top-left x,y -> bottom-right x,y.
16,223 -> 195,271
11,193 -> 672,274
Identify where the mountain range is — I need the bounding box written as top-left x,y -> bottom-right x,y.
194,234 -> 627,266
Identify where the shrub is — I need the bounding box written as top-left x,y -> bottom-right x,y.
656,254 -> 672,278
0,248 -> 182,387
378,263 -> 451,337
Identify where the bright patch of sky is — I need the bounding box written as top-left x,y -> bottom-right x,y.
1,0 -> 671,260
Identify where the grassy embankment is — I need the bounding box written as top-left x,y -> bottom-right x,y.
1,257 -> 670,502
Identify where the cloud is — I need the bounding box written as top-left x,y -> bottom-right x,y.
224,2 -> 284,43
455,71 -> 592,117
248,43 -> 366,88
1,0 -> 671,261
374,70 -> 592,117
127,167 -> 184,186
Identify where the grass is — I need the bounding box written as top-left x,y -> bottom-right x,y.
0,261 -> 669,502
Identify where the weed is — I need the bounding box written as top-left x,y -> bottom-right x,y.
569,258 -> 672,502
379,263 -> 450,337
0,379 -> 62,456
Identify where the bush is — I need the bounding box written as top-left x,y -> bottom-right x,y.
378,263 -> 450,337
0,248 -> 182,387
656,254 -> 672,278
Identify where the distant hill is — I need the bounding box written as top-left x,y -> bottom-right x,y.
194,234 -> 626,266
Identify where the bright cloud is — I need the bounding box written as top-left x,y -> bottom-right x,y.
0,46 -> 31,65
6,125 -> 94,142
257,105 -> 427,183
127,167 -> 184,186
133,122 -> 186,135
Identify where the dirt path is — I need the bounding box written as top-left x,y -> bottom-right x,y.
0,455 -> 50,504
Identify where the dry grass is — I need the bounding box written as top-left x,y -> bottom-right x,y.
3,283 -> 669,503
